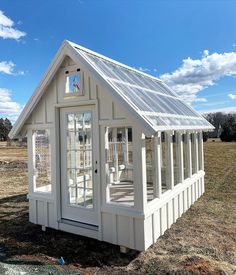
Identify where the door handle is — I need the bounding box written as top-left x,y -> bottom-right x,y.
94,169 -> 97,174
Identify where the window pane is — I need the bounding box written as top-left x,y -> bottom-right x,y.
33,129 -> 51,193
183,133 -> 189,180
161,132 -> 168,193
66,111 -> 93,208
105,127 -> 134,206
145,138 -> 154,201
173,133 -> 179,186
198,132 -> 202,171
191,133 -> 196,174
66,74 -> 83,95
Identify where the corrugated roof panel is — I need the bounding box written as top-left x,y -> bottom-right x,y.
74,46 -> 213,131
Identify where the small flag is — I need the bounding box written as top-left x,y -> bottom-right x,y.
73,78 -> 80,92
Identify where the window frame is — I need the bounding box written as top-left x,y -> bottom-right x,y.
64,67 -> 84,97
28,127 -> 53,197
104,125 -> 134,207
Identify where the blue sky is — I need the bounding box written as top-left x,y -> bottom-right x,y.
1,0 -> 236,121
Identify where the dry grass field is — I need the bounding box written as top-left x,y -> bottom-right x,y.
0,140 -> 235,274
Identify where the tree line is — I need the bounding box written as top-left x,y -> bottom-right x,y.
0,113 -> 236,143
204,112 -> 236,142
0,118 -> 12,141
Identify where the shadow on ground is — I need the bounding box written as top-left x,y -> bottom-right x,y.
0,143 -> 236,274
0,193 -> 139,271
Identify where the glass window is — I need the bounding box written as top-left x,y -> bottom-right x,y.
161,132 -> 168,193
66,112 -> 93,208
198,132 -> 202,171
66,73 -> 83,96
173,133 -> 180,186
105,127 -> 134,206
191,133 -> 196,174
145,137 -> 154,201
183,133 -> 189,180
33,129 -> 51,193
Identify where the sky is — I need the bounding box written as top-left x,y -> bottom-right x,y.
1,0 -> 236,121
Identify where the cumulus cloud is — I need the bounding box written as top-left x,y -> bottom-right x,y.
160,50 -> 236,104
0,60 -> 25,75
0,61 -> 15,74
228,93 -> 236,100
0,88 -> 23,121
0,10 -> 26,40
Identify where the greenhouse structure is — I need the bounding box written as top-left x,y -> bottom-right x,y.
9,40 -> 214,251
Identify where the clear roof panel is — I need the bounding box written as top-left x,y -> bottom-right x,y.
75,47 -> 213,131
83,53 -> 177,97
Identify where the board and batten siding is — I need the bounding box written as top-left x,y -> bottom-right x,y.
24,56 -> 139,239
22,55 -> 206,251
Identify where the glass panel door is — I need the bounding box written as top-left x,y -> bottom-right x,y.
60,106 -> 98,225
66,112 -> 93,208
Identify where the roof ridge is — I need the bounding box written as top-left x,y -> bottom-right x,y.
65,40 -> 163,83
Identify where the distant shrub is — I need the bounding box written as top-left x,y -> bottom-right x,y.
220,131 -> 235,142
203,132 -> 209,142
219,114 -> 236,142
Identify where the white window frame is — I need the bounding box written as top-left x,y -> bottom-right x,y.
28,127 -> 53,197
64,66 -> 84,97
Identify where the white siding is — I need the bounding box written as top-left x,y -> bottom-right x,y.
24,54 -> 207,252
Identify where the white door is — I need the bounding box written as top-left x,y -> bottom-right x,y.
60,106 -> 98,225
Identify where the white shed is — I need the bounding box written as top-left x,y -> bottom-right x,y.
9,40 -> 214,251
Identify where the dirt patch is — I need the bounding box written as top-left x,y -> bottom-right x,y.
0,160 -> 27,170
0,142 -> 236,274
181,256 -> 225,274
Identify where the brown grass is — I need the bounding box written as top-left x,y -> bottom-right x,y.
0,141 -> 235,274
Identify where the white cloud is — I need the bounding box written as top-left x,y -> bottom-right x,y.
194,97 -> 207,102
0,10 -> 26,40
160,50 -> 236,104
0,88 -> 23,121
200,105 -> 236,114
0,11 -> 13,27
0,61 -> 14,74
0,60 -> 25,75
228,93 -> 236,100
138,67 -> 150,72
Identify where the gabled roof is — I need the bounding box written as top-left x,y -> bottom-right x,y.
9,40 -> 213,139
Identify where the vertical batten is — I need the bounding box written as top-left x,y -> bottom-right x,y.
153,133 -> 162,198
193,131 -> 199,174
133,128 -> 147,212
186,131 -> 192,178
176,132 -> 184,184
199,131 -> 204,171
166,132 -> 174,190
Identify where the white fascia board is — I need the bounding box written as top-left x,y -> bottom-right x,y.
9,41 -> 69,139
153,124 -> 214,132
